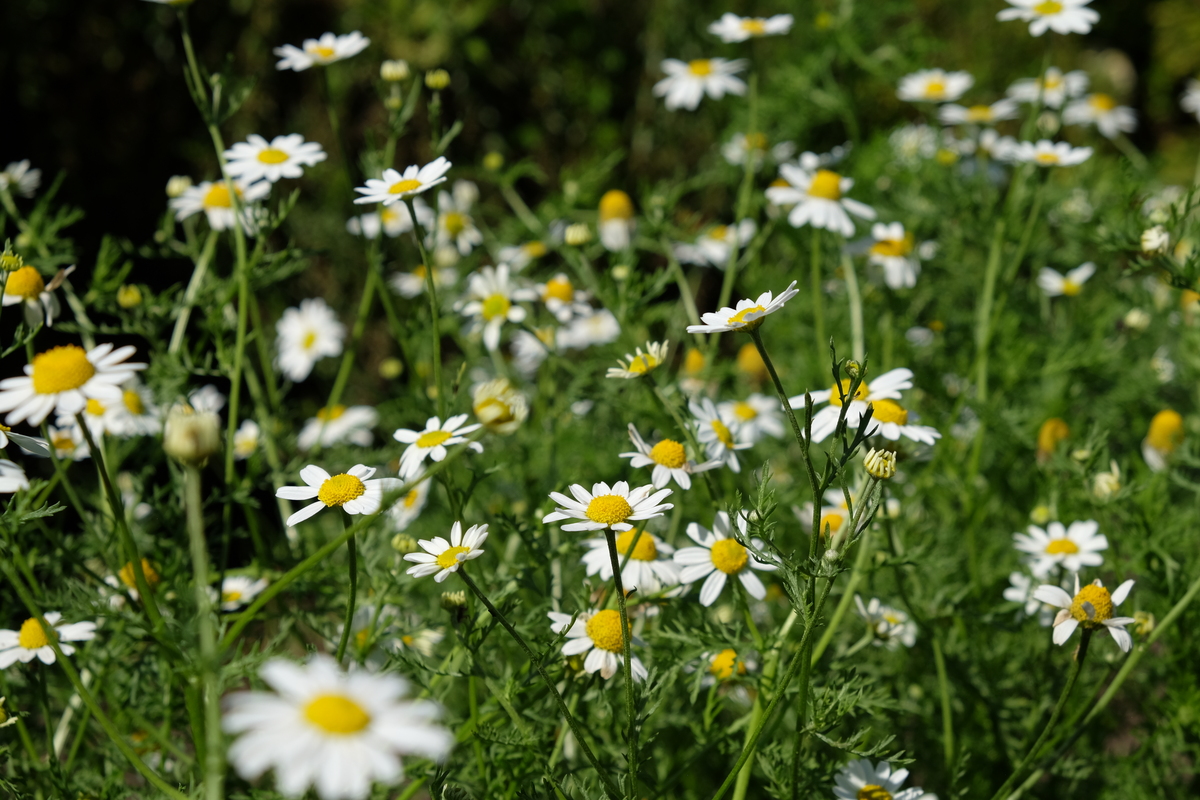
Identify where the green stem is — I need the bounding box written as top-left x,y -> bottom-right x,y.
604,529 -> 639,800
661,238 -> 703,335
320,258 -> 380,446
809,525 -> 872,664
810,230 -> 824,362
973,217 -> 1007,406
168,229 -> 218,355
406,199 -> 446,419
932,636 -> 955,770
748,329 -> 806,452
842,253 -> 864,362
185,465 -> 224,800
335,515 -> 359,664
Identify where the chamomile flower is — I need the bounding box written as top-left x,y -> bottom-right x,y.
404,521 -> 488,583
621,423 -> 718,490
1014,520 -> 1107,577
997,0 -> 1099,37
537,273 -> 591,322
722,132 -> 796,168
607,341 -> 669,380
275,299 -> 345,383
654,58 -> 747,111
3,265 -> 73,327
542,480 -> 673,532
580,528 -> 680,592
0,613 -> 96,668
598,190 -> 636,251
434,182 -> 483,256
690,398 -> 752,473
512,328 -> 557,376
718,394 -> 785,444
1182,80 -> 1200,123
789,368 -> 914,443
1004,572 -> 1058,626
234,419 -> 260,460
498,240 -> 550,271
687,281 -> 799,334
274,31 -> 370,71
353,157 -> 451,206
558,309 -> 621,350
472,378 -> 528,435
865,400 -> 941,445
1011,139 -> 1093,167
216,575 -> 269,611
0,460 -> 30,493
674,220 -> 757,268
708,12 -> 793,42
854,596 -> 917,649
347,200 -> 433,239
457,264 -> 537,351
389,263 -> 457,299
938,99 -> 1019,126
1037,262 -> 1095,297
388,472 -> 431,531
867,222 -> 922,289
394,415 -> 483,481
223,134 -> 327,184
297,405 -> 377,450
1063,94 -> 1137,139
548,609 -> 648,681
1007,67 -> 1089,109
0,160 -> 41,198
698,649 -> 755,685
222,653 -> 452,800
1092,460 -> 1121,499
896,69 -> 974,103
1142,409 -> 1184,472
1034,575 -> 1136,651
47,423 -> 89,460
275,465 -> 402,527
0,343 -> 145,427
833,759 -> 932,800
170,179 -> 271,231
766,165 -> 876,237
674,512 -> 776,606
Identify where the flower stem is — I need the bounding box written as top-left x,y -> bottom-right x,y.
604,529 -> 639,800
319,254 -> 381,447
809,525 -> 871,664
747,328 -> 806,452
810,229 -> 824,362
335,514 -> 359,664
841,253 -> 864,362
406,199 -> 447,419
168,229 -> 218,356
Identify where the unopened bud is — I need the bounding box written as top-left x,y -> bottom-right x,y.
611,264 -> 631,281
162,403 -> 222,466
823,548 -> 840,563
380,59 -> 410,82
1122,308 -> 1151,332
1133,610 -> 1155,636
379,358 -> 404,380
166,175 -> 192,198
117,285 -> 143,308
424,69 -> 450,90
863,448 -> 896,480
440,590 -> 467,610
482,152 -> 504,171
844,360 -> 862,379
1140,225 -> 1169,256
564,223 -> 592,246
391,534 -> 417,554
473,378 -> 528,435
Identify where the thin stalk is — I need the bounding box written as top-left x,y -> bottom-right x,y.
661,237 -> 703,334
809,525 -> 872,664
168,229 -> 218,355
604,529 -> 639,800
712,74 -> 759,333
932,636 -> 955,770
320,261 -> 380,443
842,253 -> 864,362
747,329 -> 806,451
810,230 -> 824,362
973,217 -> 1008,405
406,199 -> 446,419
185,465 -> 224,800
787,636 -> 815,800
334,515 -> 359,664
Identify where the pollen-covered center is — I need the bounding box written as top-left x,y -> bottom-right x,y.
31,345 -> 96,395
708,225 -> 729,242
585,609 -> 625,653
710,538 -> 749,574
965,104 -> 994,122
733,401 -> 758,421
711,419 -> 735,449
709,648 -> 746,680
442,212 -> 467,237
18,617 -> 51,650
828,378 -> 870,407
123,389 -> 146,416
870,399 -> 909,425
741,19 -> 767,34
256,148 -> 290,164
202,183 -> 232,208
222,590 -> 243,604
1069,584 -> 1114,624
524,241 -> 548,258
688,59 -> 713,76
728,305 -> 766,327
1033,0 -> 1064,15
388,178 -> 423,195
403,488 -> 421,508
316,404 -> 346,422
416,429 -> 453,448
6,266 -> 45,299
1061,279 -> 1082,296
923,80 -> 946,99
1044,538 -> 1079,555
317,474 -> 366,507
1035,152 -> 1060,165
858,784 -> 893,800
626,354 -> 657,375
543,276 -> 574,303
807,169 -> 843,200
301,330 -> 317,350
1147,410 -> 1184,452
119,558 -> 160,590
482,292 -> 511,321
306,44 -> 338,60
86,398 -> 106,416
586,494 -> 633,526
870,234 -> 915,258
649,439 -> 687,469
616,528 -> 659,561
1089,93 -> 1116,112
303,694 -> 371,735
436,545 -> 470,570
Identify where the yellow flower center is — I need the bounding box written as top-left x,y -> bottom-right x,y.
711,419 -> 735,449
1147,409 -> 1184,452
870,233 -> 915,258
317,474 -> 366,507
119,559 -> 160,590
442,212 -> 467,237
615,529 -> 658,561
820,510 -> 845,535
728,304 -> 767,328
303,694 -> 371,734
732,401 -> 758,421
1037,418 -> 1070,455
807,169 -> 843,201
1044,538 -> 1079,555
1035,152 -> 1060,165
316,404 -> 346,422
436,545 -> 470,570
86,398 -> 106,416
6,266 -> 45,300
828,379 -> 869,407
403,488 -> 421,508
744,132 -> 768,151
51,433 -> 76,451
923,80 -> 946,99
1069,584 -> 1114,625
858,784 -> 892,800
625,354 -> 658,375
202,183 -> 232,209
740,19 -> 767,34
710,538 -> 749,574
412,265 -> 428,279
301,330 -> 317,350
649,439 -> 687,469
1044,74 -> 1062,89
481,292 -> 511,321
222,590 -> 243,604
1033,0 -> 1064,15
416,429 -> 453,448
585,494 -> 633,526
709,648 -> 747,680
1061,279 -> 1082,296
543,276 -> 574,303
870,399 -> 908,425
18,618 -> 51,650
585,609 -> 624,653
599,190 -> 634,221
688,59 -> 713,76
523,240 -> 548,258
31,345 -> 96,395
256,148 -> 290,164
355,629 -> 371,650
388,178 -> 423,195
707,225 -> 730,243
1089,93 -> 1116,112
965,104 -> 994,122
306,44 -> 338,60
123,389 -> 146,415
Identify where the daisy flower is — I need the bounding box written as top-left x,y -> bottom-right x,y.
1092,460 -> 1121,500
1011,139 -> 1093,167
653,58 -> 747,111
542,480 -> 672,532
1037,262 -> 1095,297
621,423 -> 718,490
690,398 -> 753,473
234,419 -> 260,460
1007,67 -> 1089,109
353,157 -> 451,206
0,160 -> 41,198
687,281 -> 799,334
607,340 -> 669,380
388,472 -> 431,531
548,609 -> 648,681
833,759 -> 932,800
170,179 -> 271,231
348,200 -> 433,239
1142,409 -> 1184,472
1034,576 -> 1136,652
389,263 -> 457,299
789,368 -> 914,443
74,381 -> 159,438
1062,94 -> 1137,139
1182,80 -> 1200,123
274,31 -> 370,71
47,423 -> 89,461
766,165 -> 876,237
434,181 -> 483,257
699,649 -> 755,685
674,220 -> 757,268
275,465 -> 402,527
997,0 -> 1099,37
222,653 -> 452,800
717,394 -> 785,444
394,415 -> 483,481
896,69 -> 974,103
867,222 -> 922,290
598,189 -> 636,251
472,378 -> 528,435
722,132 -> 796,168
404,521 -> 488,583
456,264 -> 537,351
224,134 -> 327,184
0,460 -> 30,493
865,400 -> 941,445
938,98 -> 1019,126
674,512 -> 777,606
216,575 -> 269,611
275,298 -> 345,383
0,343 -> 145,427
854,596 -> 917,649
708,13 -> 793,42
558,308 -> 621,350
580,528 -> 680,593
1004,571 -> 1058,626
0,613 -> 96,667
498,240 -> 551,271
297,405 -> 377,450
512,327 -> 557,376
1014,519 -> 1107,577
537,273 -> 591,322
3,265 -> 73,328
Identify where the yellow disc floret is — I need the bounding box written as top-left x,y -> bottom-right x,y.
585,495 -> 633,526
303,694 -> 372,734
1146,409 -> 1184,453
388,179 -> 423,195
416,429 -> 453,448
709,648 -> 747,680
687,59 -> 713,77
710,538 -> 749,574
649,439 -> 687,469
870,399 -> 908,425
599,190 -> 634,222
317,474 -> 366,507
732,402 -> 758,421
807,170 -> 843,201
870,233 -> 915,258
1044,538 -> 1080,555
858,784 -> 893,800
1069,583 -> 1114,625
728,305 -> 767,329
119,558 -> 161,590
711,419 -> 735,449
6,266 -> 45,300
202,183 -> 232,209
256,148 -> 290,164
543,276 -> 574,303
18,618 -> 50,650
828,379 -> 869,407
615,529 -> 658,561
316,405 -> 346,422
31,345 -> 96,395
585,609 -> 625,653
481,293 -> 511,321
1033,0 -> 1063,15
442,212 -> 467,237
436,545 -> 470,570
123,389 -> 146,416
85,398 -> 106,416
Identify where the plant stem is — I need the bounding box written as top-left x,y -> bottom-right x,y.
809,526 -> 871,664
406,199 -> 446,418
335,515 -> 359,664
932,636 -> 955,770
604,529 -> 639,800
747,329 -> 806,452
842,253 -> 864,362
168,230 -> 218,355
810,230 -> 824,362
320,258 -> 380,444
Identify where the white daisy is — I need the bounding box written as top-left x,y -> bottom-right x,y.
1011,139 -> 1093,167
169,178 -> 271,231
472,378 -> 528,435
542,480 -> 673,533
347,199 -> 433,239
1142,409 -> 1184,472
47,423 -> 89,461
1062,94 -> 1137,139
1007,67 -> 1089,109
0,613 -> 97,668
865,400 -> 941,445
697,649 -> 756,686
548,609 -> 648,681
938,99 -> 1020,126
0,343 -> 145,427
434,181 -> 483,257
708,13 -> 793,42
498,240 -> 551,271
216,575 -> 269,611
537,273 -> 591,322
653,58 -> 747,111
2,265 -> 73,328
620,423 -> 718,491
189,384 -> 226,414
690,398 -> 753,473
404,521 -> 488,583
854,596 -> 918,649
274,31 -> 370,72
108,380 -> 161,437
1014,519 -> 1107,577
1034,576 -> 1136,652
722,132 -> 796,168
1182,79 -> 1200,123
297,405 -> 377,450
456,264 -> 537,351
394,415 -> 483,481
557,308 -> 621,350
580,528 -> 680,593
867,222 -> 922,289
512,327 -> 557,376
1037,262 -> 1095,297
0,460 -> 30,493
275,298 -> 345,383
224,134 -> 327,184
889,124 -> 940,164
997,0 -> 1099,37
0,160 -> 41,198
389,263 -> 457,299
234,419 -> 260,460
896,69 -> 975,103
607,340 -> 669,380
598,190 -> 636,252
687,281 -> 799,334
1004,572 -> 1057,626
766,165 -> 876,237
674,220 -> 757,268
833,759 -> 932,800
275,465 -> 402,527
388,472 -> 431,531
353,157 -> 451,206
673,511 -> 777,606
222,653 -> 452,800
789,367 -> 914,443
717,394 -> 785,444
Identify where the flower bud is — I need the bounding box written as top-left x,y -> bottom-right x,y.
380,59 -> 410,82
564,223 -> 592,246
611,264 -> 631,281
117,285 -> 143,308
863,448 -> 896,480
0,697 -> 14,729
1122,308 -> 1151,332
472,378 -> 528,435
440,590 -> 467,610
162,403 -> 222,466
1133,610 -> 1155,636
165,175 -> 192,198
1029,504 -> 1053,525
391,534 -> 417,554
1140,225 -> 1169,256
379,357 -> 404,380
482,152 -> 504,171
424,69 -> 450,90
823,548 -> 840,564
844,360 -> 862,379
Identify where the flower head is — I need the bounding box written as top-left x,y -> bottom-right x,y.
3,265 -> 74,328
1011,139 -> 1093,167
1034,575 -> 1136,651
708,13 -> 793,42
1014,520 -> 1107,577
1182,80 -> 1200,123
1063,94 -> 1137,139
274,31 -> 370,71
0,460 -> 30,493
388,472 -> 431,532
717,394 -> 785,444
275,299 -> 345,383
897,69 -> 974,103
434,181 -> 483,257
674,220 -> 757,268
547,609 -> 648,681
833,759 -> 932,800
456,264 -> 537,351
0,160 -> 41,198
0,613 -> 97,668
0,343 -> 145,427
1037,262 -> 1095,297
404,521 -> 488,582
598,190 -> 636,251
1142,409 -> 1184,472
867,222 -> 921,290
687,281 -> 799,334
216,576 -> 269,611
472,378 -> 528,434
854,596 -> 917,649
607,340 -> 669,380
673,512 -> 776,606
997,0 -> 1099,37
224,134 -> 327,184
789,367 -> 914,443
297,405 -> 377,450
938,99 -> 1019,126
557,309 -> 621,350
542,481 -> 673,532
766,165 -> 876,236
620,423 -> 719,490
865,399 -> 941,445
580,528 -> 680,593
170,179 -> 271,231
1007,67 -> 1089,109
690,398 -> 753,473
394,415 -> 484,481
276,465 -> 402,527
353,158 -> 451,206
654,58 -> 747,111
